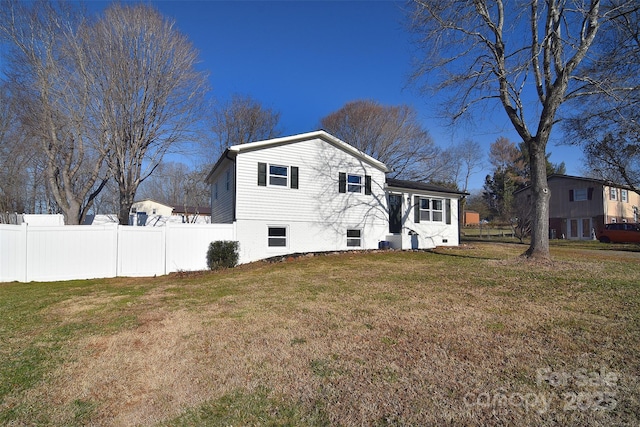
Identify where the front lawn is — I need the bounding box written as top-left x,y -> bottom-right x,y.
1,243 -> 638,426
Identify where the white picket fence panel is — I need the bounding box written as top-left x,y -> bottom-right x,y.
0,223 -> 235,283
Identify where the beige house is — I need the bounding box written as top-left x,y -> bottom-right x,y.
130,199 -> 174,217
129,199 -> 211,225
516,174 -> 640,240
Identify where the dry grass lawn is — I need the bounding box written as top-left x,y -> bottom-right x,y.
1,242 -> 639,426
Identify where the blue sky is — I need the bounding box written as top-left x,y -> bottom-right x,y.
94,0 -> 585,191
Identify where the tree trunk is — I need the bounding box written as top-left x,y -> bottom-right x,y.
61,199 -> 82,225
523,139 -> 550,260
118,187 -> 135,225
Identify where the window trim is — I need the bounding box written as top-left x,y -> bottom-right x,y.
346,229 -> 362,247
573,188 -> 588,202
267,225 -> 288,248
268,164 -> 289,187
622,189 -> 628,202
347,174 -> 363,193
610,187 -> 618,200
258,162 -> 298,189
416,197 -> 445,223
339,172 -> 372,194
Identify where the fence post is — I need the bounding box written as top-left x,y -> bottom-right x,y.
162,225 -> 168,276
22,223 -> 28,282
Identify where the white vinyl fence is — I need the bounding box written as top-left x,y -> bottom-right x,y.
0,223 -> 235,283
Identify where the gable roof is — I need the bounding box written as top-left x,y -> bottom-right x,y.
205,130 -> 390,183
386,178 -> 468,196
132,199 -> 173,209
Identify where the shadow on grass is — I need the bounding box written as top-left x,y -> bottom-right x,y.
430,245 -> 517,261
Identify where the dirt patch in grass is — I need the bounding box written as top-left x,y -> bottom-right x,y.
2,244 -> 639,426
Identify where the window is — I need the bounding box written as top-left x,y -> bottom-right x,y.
420,199 -> 431,221
610,187 -> 617,200
574,188 -> 588,201
420,198 -> 443,222
432,199 -> 443,221
226,169 -> 231,191
348,174 -> 363,193
338,172 -> 371,194
258,163 -> 298,189
131,207 -> 137,214
269,165 -> 288,186
416,197 -> 444,222
268,226 -> 287,247
622,189 -> 628,202
152,209 -> 157,215
347,229 -> 362,247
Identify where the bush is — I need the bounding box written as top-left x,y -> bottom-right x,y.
206,241 -> 239,270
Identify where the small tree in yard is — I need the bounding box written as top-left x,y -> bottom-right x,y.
207,241 -> 239,270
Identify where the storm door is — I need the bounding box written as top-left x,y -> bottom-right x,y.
389,194 -> 402,234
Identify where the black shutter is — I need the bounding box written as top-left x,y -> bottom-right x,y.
446,199 -> 451,224
291,166 -> 299,189
569,189 -> 574,202
414,196 -> 421,223
339,172 -> 346,193
258,162 -> 267,186
588,187 -> 593,200
365,175 -> 372,195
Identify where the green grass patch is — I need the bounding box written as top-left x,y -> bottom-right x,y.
162,387 -> 330,426
1,243 -> 639,426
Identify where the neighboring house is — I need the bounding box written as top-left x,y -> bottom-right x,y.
131,199 -> 173,217
129,199 -> 212,225
130,199 -> 173,226
515,174 -> 640,240
205,130 -> 466,264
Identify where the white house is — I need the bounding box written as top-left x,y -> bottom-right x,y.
205,130 -> 466,264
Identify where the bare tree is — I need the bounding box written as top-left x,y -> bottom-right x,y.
451,139 -> 483,193
0,83 -> 32,214
564,6 -> 640,191
137,161 -> 209,210
320,100 -> 441,181
447,139 -> 483,227
409,0 -> 635,260
209,94 -> 283,160
1,0 -> 110,224
88,3 -> 209,224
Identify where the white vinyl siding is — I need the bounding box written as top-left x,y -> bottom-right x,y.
235,137 -> 387,225
210,161 -> 235,223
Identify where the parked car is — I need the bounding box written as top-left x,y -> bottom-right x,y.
598,223 -> 640,243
